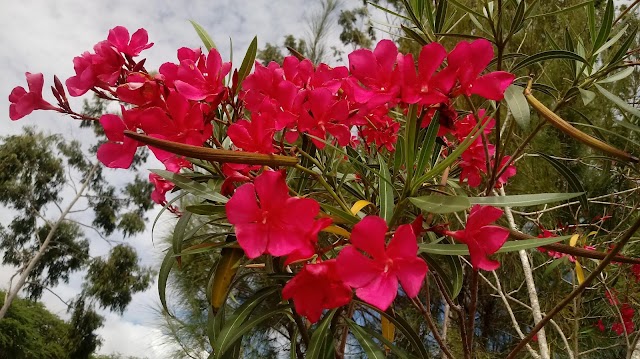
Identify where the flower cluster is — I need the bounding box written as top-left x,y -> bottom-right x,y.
8,26 -> 521,323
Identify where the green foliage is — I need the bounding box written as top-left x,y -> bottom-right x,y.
0,291 -> 69,359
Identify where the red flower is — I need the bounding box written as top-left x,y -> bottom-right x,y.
220,163 -> 259,196
336,216 -> 428,310
66,40 -> 124,96
170,48 -> 231,103
298,88 -> 351,148
282,260 -> 352,323
443,39 -> 515,101
96,107 -> 141,168
347,40 -> 401,107
227,113 -> 276,154
397,42 -> 450,105
596,319 -> 605,332
284,217 -> 333,265
225,171 -> 320,258
9,72 -> 57,120
632,264 -> 640,282
446,205 -> 509,271
149,173 -> 175,205
107,26 -> 153,57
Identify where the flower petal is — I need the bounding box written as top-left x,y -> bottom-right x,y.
337,246 -> 381,288
355,273 -> 398,311
393,257 -> 428,298
350,216 -> 388,259
386,224 -> 418,259
225,183 -> 260,224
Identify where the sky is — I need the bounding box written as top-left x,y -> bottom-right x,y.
0,0 -> 350,357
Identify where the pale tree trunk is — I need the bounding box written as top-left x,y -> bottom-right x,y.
500,187 -> 551,359
629,334 -> 640,359
0,163 -> 98,320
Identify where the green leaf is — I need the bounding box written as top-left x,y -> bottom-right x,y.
434,0 -> 447,33
173,212 -> 192,257
608,28 -> 637,65
158,248 -> 175,315
237,36 -> 257,87
595,84 -> 640,118
536,153 -> 589,211
512,50 -> 589,72
213,287 -> 280,358
306,309 -> 337,359
587,2 -> 596,44
419,235 -> 573,255
410,195 -> 471,213
151,192 -> 186,242
594,0 -> 614,51
401,25 -> 428,46
378,154 -> 394,224
543,256 -> 569,276
468,192 -> 584,207
594,25 -> 629,56
527,1 -> 592,19
416,116 -> 440,176
347,319 -> 410,359
218,306 -> 291,356
345,320 -> 386,358
405,104 -> 418,180
368,1 -> 411,21
189,20 -> 216,50
320,203 -> 359,225
356,301 -> 430,358
504,85 -> 530,129
509,0 -> 526,36
186,204 -> 226,215
597,67 -> 635,84
578,88 -> 596,106
150,169 -> 228,203
448,0 -> 484,18
209,246 -> 244,313
422,253 -> 463,299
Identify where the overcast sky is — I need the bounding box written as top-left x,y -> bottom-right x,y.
0,0 -> 352,357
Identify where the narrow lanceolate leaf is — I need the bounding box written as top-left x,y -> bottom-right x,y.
346,320 -> 386,358
593,0 -> 614,51
349,319 -> 410,359
218,306 -> 291,357
419,235 -> 573,255
594,25 -> 629,56
421,253 -> 463,299
595,84 -> 640,118
504,85 -> 530,129
527,0 -> 591,19
214,287 -> 279,358
597,67 -> 635,84
172,212 -> 192,266
401,24 -> 428,46
186,204 -> 226,215
608,28 -> 638,65
126,131 -> 299,167
410,195 -> 471,213
578,88 -> 596,106
350,200 -> 374,215
159,248 -> 176,315
512,50 -> 588,72
150,169 -> 229,203
189,20 -> 216,50
356,300 -> 430,358
536,153 -> 589,211
416,117 -> 439,175
525,90 -> 639,162
509,0 -> 526,35
237,36 -> 257,86
378,154 -> 394,224
209,245 -> 244,313
306,309 -> 337,359
434,0 -> 447,33
467,192 -> 584,207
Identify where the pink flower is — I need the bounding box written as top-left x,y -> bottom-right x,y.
347,40 -> 401,107
444,39 -> 515,101
116,73 -> 164,108
170,48 -> 231,103
284,217 -> 333,265
225,171 -> 321,259
298,88 -> 351,149
631,264 -> 640,282
96,107 -> 142,168
66,41 -> 125,96
227,113 -> 276,154
446,205 -> 509,271
596,319 -> 605,332
107,26 -> 153,57
336,216 -> 428,310
397,42 -> 450,105
149,173 -> 175,205
9,72 -> 57,120
282,260 -> 352,323
220,163 -> 259,196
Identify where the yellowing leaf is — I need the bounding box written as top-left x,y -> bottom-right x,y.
210,246 -> 244,313
569,234 -> 580,247
381,316 -> 396,353
322,225 -> 351,238
575,260 -> 585,284
351,200 -> 374,215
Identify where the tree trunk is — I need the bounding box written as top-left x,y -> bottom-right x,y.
0,163 -> 98,320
